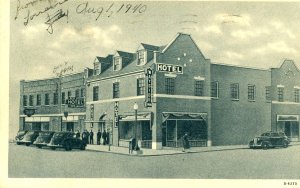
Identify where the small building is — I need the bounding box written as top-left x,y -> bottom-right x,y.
19,72 -> 86,132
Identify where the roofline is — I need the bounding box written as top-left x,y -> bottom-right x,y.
211,62 -> 270,71
21,71 -> 85,83
270,59 -> 300,71
87,70 -> 145,83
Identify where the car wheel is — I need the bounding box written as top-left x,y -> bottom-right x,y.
262,142 -> 269,150
17,142 -> 21,145
25,143 -> 30,146
37,145 -> 42,148
283,141 -> 288,148
80,143 -> 86,150
51,147 -> 56,150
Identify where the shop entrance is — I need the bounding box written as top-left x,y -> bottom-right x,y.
277,115 -> 299,142
67,122 -> 74,132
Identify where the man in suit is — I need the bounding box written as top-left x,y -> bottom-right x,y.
90,129 -> 94,144
97,130 -> 102,145
102,130 -> 107,145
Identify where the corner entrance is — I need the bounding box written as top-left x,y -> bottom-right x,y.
277,115 -> 299,141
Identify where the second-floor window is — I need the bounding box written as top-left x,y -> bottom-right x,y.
230,83 -> 239,100
36,94 -> 41,106
195,80 -> 204,96
53,93 -> 58,105
113,57 -> 122,71
248,85 -> 255,101
29,95 -> 34,106
137,50 -> 145,65
45,93 -> 50,105
23,95 -> 27,106
278,87 -> 284,102
68,91 -> 72,99
62,92 -> 65,104
81,88 -> 85,98
165,77 -> 175,95
113,82 -> 120,98
211,81 -> 219,98
94,62 -> 100,75
137,78 -> 145,96
265,86 -> 271,101
294,88 -> 299,103
75,89 -> 80,98
93,86 -> 99,101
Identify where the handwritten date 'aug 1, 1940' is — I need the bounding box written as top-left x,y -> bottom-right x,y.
15,0 -> 147,34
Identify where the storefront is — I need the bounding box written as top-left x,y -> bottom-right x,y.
277,115 -> 299,141
118,112 -> 152,148
24,116 -> 50,131
161,112 -> 208,147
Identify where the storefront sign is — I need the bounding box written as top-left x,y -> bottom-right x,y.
66,97 -> 84,108
156,63 -> 183,74
114,101 -> 119,128
277,115 -> 299,121
145,68 -> 153,107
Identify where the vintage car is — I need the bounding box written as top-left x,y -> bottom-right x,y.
16,130 -> 40,146
33,131 -> 55,148
249,131 -> 289,149
15,130 -> 28,143
47,132 -> 86,151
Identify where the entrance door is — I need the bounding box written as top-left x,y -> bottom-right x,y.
67,122 -> 74,132
284,121 -> 299,141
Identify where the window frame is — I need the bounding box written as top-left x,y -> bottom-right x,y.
113,82 -> 120,98
265,86 -> 271,101
211,81 -> 219,98
53,92 -> 58,105
194,80 -> 204,96
165,77 -> 175,95
230,83 -> 239,100
45,93 -> 50,106
113,57 -> 122,71
137,50 -> 146,65
248,84 -> 256,102
278,87 -> 284,102
93,86 -> 99,101
61,92 -> 65,104
29,95 -> 34,106
294,88 -> 300,103
36,94 -> 41,106
137,78 -> 145,96
23,95 -> 28,107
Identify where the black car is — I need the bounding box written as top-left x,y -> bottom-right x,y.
33,131 -> 55,148
249,131 -> 289,149
15,130 -> 28,143
47,132 -> 86,151
16,130 -> 40,146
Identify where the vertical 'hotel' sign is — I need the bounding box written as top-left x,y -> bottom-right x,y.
114,101 -> 119,128
145,68 -> 153,107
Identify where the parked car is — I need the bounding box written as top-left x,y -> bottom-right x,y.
47,132 -> 86,151
16,130 -> 40,146
15,130 -> 28,144
33,131 -> 55,148
249,131 -> 289,149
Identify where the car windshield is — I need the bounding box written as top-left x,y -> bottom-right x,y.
53,132 -> 67,137
26,131 -> 36,136
17,131 -> 26,136
39,132 -> 53,136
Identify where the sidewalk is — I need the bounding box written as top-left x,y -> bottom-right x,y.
86,144 -> 249,156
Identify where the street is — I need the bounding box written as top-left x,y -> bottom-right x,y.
8,143 -> 300,178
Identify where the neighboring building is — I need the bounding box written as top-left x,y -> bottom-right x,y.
19,72 -> 86,132
19,33 -> 300,149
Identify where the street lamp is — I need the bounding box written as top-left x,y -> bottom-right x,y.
133,102 -> 139,151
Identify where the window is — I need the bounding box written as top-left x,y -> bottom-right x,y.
194,80 -> 204,96
93,86 -> 99,101
29,95 -> 34,106
294,88 -> 300,103
265,86 -> 271,101
137,50 -> 145,65
81,88 -> 85,98
248,85 -> 255,101
113,82 -> 120,98
94,62 -> 100,75
53,93 -> 58,105
75,89 -> 80,98
68,91 -> 71,99
230,83 -> 239,100
211,81 -> 219,98
61,92 -> 65,104
23,95 -> 28,106
36,94 -> 41,106
45,93 -> 50,105
278,87 -> 284,102
165,77 -> 175,95
113,57 -> 122,71
137,78 -> 145,96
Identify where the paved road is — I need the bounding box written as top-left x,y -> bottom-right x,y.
8,143 -> 300,178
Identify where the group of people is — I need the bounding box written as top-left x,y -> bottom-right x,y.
76,129 -> 109,145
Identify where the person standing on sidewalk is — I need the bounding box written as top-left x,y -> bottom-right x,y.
182,132 -> 190,152
102,130 -> 107,145
90,129 -> 94,144
97,130 -> 102,145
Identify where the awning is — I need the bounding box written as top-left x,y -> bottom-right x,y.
277,115 -> 299,122
119,112 -> 151,121
62,116 -> 79,122
162,112 -> 207,122
25,116 -> 50,122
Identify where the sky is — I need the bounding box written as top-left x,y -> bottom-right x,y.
8,0 -> 300,139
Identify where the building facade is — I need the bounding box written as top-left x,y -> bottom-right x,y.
19,33 -> 300,149
19,72 -> 86,132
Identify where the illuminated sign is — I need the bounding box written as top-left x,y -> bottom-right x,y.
145,68 -> 153,107
156,63 -> 183,74
114,101 -> 119,128
66,97 -> 84,108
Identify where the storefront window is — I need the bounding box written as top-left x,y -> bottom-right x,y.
119,122 -> 135,139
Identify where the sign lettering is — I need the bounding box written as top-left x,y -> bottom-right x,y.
156,63 -> 183,74
145,68 -> 153,107
66,97 -> 85,108
114,101 -> 119,128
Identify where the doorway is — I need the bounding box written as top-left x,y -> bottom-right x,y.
67,122 -> 74,132
284,121 -> 299,141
